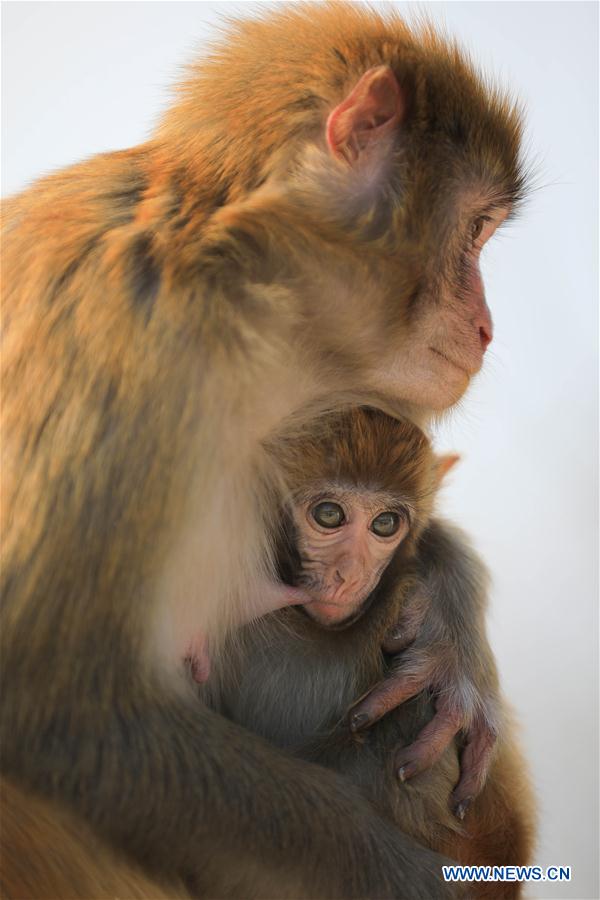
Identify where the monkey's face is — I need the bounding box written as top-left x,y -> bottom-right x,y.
290,487 -> 410,628
364,204 -> 510,412
289,60 -> 523,414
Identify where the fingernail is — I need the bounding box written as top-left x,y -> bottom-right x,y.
454,798 -> 472,820
396,763 -> 414,784
397,762 -> 417,782
350,713 -> 370,732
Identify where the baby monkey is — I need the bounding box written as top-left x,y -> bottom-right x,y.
274,407 -> 498,813
206,409 -> 534,891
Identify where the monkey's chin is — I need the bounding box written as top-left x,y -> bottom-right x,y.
417,349 -> 474,410
430,346 -> 483,379
372,349 -> 472,413
300,594 -> 375,631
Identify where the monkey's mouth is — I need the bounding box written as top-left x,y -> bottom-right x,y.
429,346 -> 475,377
297,590 -> 377,631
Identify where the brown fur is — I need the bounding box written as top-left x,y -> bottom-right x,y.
0,780 -> 188,900
271,405 -> 437,509
438,736 -> 537,899
1,3 -> 525,897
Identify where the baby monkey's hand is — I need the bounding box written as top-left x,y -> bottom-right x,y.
349,606 -> 499,821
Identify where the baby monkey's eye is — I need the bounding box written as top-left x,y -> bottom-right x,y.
312,501 -> 345,529
370,511 -> 401,537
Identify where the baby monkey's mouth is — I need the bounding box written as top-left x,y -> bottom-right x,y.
294,588 -> 378,631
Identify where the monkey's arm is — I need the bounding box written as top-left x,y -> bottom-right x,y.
350,518 -> 501,818
3,656 -> 466,900
1,175 -> 462,899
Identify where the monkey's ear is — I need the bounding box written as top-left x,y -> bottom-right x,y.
326,66 -> 404,164
435,454 -> 461,484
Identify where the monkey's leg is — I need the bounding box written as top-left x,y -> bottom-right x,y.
451,717 -> 498,819
394,694 -> 464,783
0,778 -> 188,900
2,674 -> 463,900
438,742 -> 537,900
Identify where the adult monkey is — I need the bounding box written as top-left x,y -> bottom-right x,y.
0,3 -> 526,898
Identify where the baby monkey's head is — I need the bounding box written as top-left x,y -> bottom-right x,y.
275,408 -> 456,629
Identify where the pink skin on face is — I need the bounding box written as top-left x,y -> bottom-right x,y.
466,260 -> 493,353
292,490 -> 409,627
432,209 -> 510,368
465,212 -> 506,355
187,491 -> 407,678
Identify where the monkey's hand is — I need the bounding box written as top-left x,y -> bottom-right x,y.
348,641 -> 499,820
349,518 -> 503,818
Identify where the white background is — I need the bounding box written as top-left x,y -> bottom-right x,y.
2,3 -> 598,898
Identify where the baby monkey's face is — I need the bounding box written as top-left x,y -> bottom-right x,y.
291,486 -> 412,628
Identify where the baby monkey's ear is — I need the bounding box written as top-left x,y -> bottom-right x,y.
434,453 -> 461,484
326,66 -> 405,164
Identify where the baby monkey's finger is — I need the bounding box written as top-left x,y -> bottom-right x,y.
381,594 -> 429,654
349,673 -> 427,732
394,701 -> 463,781
382,622 -> 422,654
451,719 -> 498,819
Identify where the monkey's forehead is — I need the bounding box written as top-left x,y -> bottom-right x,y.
292,483 -> 416,513
160,5 -> 526,207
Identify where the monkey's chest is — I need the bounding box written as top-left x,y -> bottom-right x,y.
219,641 -> 363,750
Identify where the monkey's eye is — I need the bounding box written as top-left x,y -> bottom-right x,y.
370,511 -> 401,537
470,217 -> 485,243
311,502 -> 346,529
469,215 -> 493,247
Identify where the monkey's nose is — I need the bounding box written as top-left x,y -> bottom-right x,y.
334,560 -> 362,587
479,325 -> 492,351
334,569 -> 344,584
